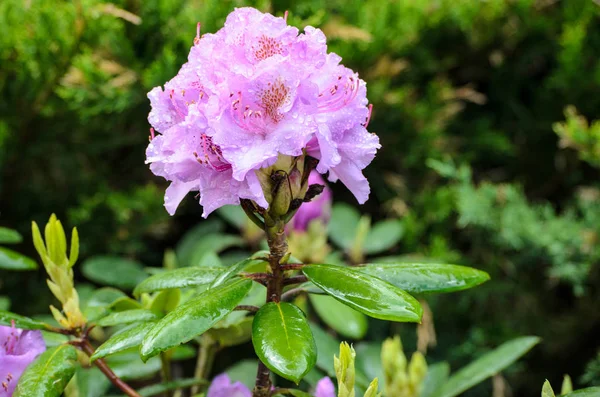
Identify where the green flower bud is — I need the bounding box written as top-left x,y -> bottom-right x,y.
335,342 -> 356,397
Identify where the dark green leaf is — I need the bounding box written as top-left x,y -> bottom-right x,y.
109,296 -> 143,312
303,264 -> 422,322
188,235 -> 244,267
171,344 -> 196,361
438,336 -> 540,397
327,203 -> 360,250
82,256 -> 147,289
97,309 -> 159,327
91,322 -> 157,361
0,247 -> 37,270
0,310 -> 50,330
421,362 -> 450,397
149,288 -> 181,314
309,294 -> 368,339
0,227 -> 22,244
363,220 -> 404,255
13,344 -> 78,397
252,302 -> 317,383
133,267 -> 225,297
141,278 -> 252,360
358,263 -> 490,294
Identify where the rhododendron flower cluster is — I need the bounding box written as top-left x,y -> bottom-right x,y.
146,7 -> 379,217
0,323 -> 46,397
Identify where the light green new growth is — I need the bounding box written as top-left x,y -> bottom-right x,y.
542,380 -> 555,397
382,336 -> 428,397
561,375 -> 573,395
32,214 -> 86,329
335,342 -> 356,397
334,342 -> 381,397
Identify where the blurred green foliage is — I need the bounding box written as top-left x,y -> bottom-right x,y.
1,0 -> 599,395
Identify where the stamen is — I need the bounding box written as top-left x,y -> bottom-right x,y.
363,104 -> 373,128
149,127 -> 155,141
194,22 -> 201,45
284,10 -> 289,22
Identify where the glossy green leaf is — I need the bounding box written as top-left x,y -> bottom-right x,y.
309,294 -> 368,339
13,344 -> 78,397
358,263 -> 490,294
141,278 -> 252,360
0,247 -> 37,270
327,203 -> 360,250
564,388 -> 600,396
437,336 -> 540,397
0,310 -> 50,330
303,264 -> 422,322
252,302 -> 317,383
363,219 -> 404,255
109,296 -> 143,311
287,390 -> 313,397
0,227 -> 22,244
133,267 -> 225,297
91,322 -> 157,361
421,362 -> 450,397
82,256 -> 147,289
136,378 -> 208,397
97,309 -> 159,327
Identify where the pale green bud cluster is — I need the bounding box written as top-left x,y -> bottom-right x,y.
287,219 -> 331,263
335,342 -> 381,397
256,154 -> 309,217
32,214 -> 86,330
382,336 -> 428,397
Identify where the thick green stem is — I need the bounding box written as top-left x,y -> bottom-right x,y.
253,219 -> 288,397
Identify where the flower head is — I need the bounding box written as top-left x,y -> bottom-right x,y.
207,374 -> 251,397
146,7 -> 379,217
0,322 -> 46,396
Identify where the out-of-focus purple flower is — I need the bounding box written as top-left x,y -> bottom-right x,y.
146,7 -> 379,217
0,322 -> 46,396
314,376 -> 336,397
207,374 -> 251,397
290,172 -> 332,232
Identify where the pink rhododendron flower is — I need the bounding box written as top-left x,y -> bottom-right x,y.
0,323 -> 46,396
146,7 -> 379,217
290,171 -> 332,232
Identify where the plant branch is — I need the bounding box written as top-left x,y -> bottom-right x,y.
280,263 -> 305,271
253,217 -> 288,397
78,340 -> 142,397
283,275 -> 308,286
192,335 -> 217,395
234,305 -> 260,313
280,287 -> 306,302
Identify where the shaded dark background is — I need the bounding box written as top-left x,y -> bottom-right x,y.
0,0 -> 599,395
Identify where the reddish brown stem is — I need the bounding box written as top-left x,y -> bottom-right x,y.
283,275 -> 308,286
79,340 -> 142,397
253,220 -> 288,397
235,305 -> 260,313
280,263 -> 305,271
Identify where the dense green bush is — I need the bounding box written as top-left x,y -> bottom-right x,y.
1,0 -> 599,395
